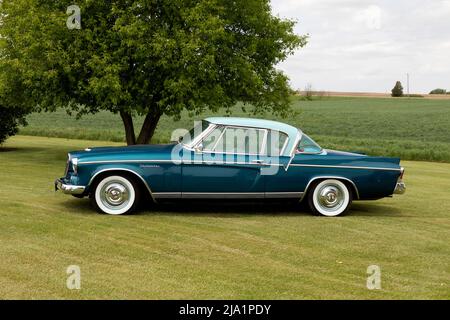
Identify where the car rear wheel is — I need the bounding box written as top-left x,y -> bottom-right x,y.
91,175 -> 140,215
308,179 -> 352,217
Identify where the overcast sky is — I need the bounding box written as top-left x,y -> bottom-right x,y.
271,0 -> 450,93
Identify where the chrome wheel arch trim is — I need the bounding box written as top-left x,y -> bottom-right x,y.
300,176 -> 360,201
88,168 -> 156,203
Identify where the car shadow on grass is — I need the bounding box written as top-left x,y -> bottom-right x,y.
138,200 -> 403,218
61,198 -> 402,218
143,200 -> 311,217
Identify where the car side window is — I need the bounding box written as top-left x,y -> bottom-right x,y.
297,134 -> 322,154
266,130 -> 288,156
202,126 -> 224,151
211,127 -> 266,155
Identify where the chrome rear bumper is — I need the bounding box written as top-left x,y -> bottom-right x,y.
394,181 -> 406,195
55,179 -> 86,195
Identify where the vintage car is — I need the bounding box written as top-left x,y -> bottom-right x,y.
55,117 -> 405,216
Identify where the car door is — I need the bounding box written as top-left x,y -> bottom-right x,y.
261,130 -> 305,198
181,126 -> 267,198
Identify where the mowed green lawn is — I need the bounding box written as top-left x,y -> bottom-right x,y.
0,136 -> 449,299
21,97 -> 450,162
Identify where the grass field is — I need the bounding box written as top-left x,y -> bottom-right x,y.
20,97 -> 450,162
0,135 -> 449,299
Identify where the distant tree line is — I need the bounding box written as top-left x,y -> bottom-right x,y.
429,88 -> 449,95
392,82 -> 450,97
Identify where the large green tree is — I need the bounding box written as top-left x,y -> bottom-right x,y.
0,105 -> 28,145
0,0 -> 307,145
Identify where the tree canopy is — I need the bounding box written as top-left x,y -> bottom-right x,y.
0,0 -> 307,144
391,81 -> 404,97
429,88 -> 447,95
0,105 -> 27,145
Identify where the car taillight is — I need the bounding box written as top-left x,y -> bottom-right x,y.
399,167 -> 405,180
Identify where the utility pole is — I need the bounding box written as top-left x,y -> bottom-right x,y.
407,73 -> 410,96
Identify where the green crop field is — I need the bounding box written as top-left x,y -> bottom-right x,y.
0,135 -> 449,299
20,97 -> 450,162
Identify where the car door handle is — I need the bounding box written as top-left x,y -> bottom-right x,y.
251,159 -> 266,165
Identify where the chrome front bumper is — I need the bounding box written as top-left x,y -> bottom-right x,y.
394,181 -> 406,195
55,179 -> 86,195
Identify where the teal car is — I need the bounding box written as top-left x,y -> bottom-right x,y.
55,117 -> 405,216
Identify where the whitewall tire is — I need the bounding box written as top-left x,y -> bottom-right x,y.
308,179 -> 352,217
92,175 -> 139,215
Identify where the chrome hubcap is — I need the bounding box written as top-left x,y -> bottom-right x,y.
317,185 -> 344,211
100,182 -> 130,209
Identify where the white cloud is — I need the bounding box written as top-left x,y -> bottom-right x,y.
353,5 -> 382,30
271,0 -> 450,93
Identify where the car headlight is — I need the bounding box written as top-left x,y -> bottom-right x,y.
72,157 -> 79,175
65,154 -> 71,176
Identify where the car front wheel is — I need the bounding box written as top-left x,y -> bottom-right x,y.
308,179 -> 352,217
91,175 -> 140,215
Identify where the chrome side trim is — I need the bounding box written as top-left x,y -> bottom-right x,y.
79,159 -> 174,165
194,160 -> 281,167
175,192 -> 304,199
88,168 -> 156,203
199,150 -> 266,157
153,192 -> 182,199
296,150 -> 326,155
182,192 -> 265,199
290,164 -> 402,172
300,176 -> 360,201
80,159 -> 284,167
265,192 -> 304,199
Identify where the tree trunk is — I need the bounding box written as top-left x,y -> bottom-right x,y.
136,111 -> 162,144
120,111 -> 136,145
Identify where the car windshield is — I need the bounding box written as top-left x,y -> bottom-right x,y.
297,134 -> 322,154
181,120 -> 210,145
